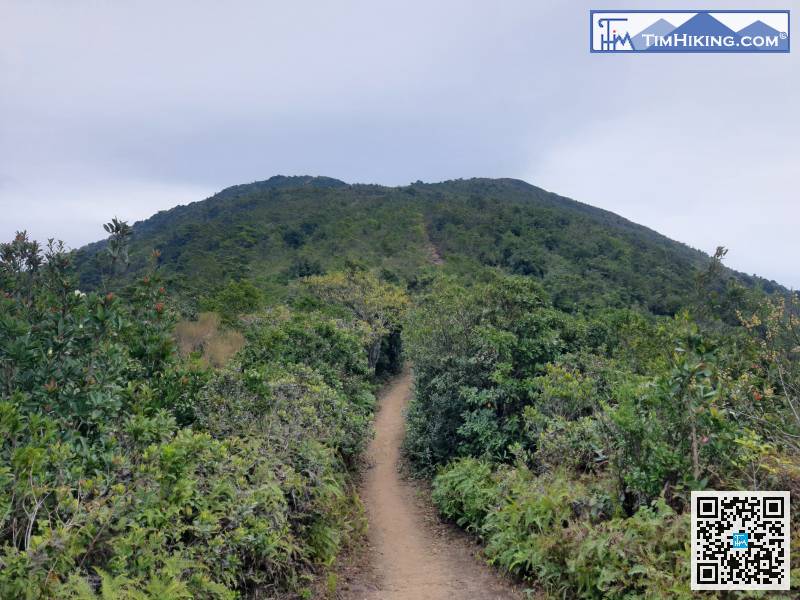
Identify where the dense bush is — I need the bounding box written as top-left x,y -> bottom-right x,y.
528,414 -> 605,474
201,280 -> 263,325
412,271 -> 800,597
237,307 -> 372,398
433,458 -> 800,598
0,231 -> 381,598
404,274 -> 583,471
431,457 -> 497,533
301,269 -> 409,374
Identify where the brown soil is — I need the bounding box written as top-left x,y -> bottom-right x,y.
428,243 -> 444,265
338,371 -> 525,600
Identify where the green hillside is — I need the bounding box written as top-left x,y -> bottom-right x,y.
4,176 -> 799,598
73,176 -> 781,314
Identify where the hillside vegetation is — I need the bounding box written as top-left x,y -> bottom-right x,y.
73,176 -> 780,315
1,231 -> 408,598
406,270 -> 800,597
3,176 -> 798,598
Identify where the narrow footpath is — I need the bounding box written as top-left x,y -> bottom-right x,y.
341,371 -> 522,600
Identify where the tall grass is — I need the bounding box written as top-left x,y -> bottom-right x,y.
174,312 -> 245,367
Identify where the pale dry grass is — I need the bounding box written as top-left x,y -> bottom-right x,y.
174,312 -> 245,368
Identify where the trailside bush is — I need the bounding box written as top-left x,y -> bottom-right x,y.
404,274 -> 582,472
563,504 -> 690,599
431,458 -> 497,533
528,414 -> 606,474
238,306 -> 371,398
0,381 -> 364,598
0,401 -> 279,597
482,468 -> 587,588
433,461 -> 694,599
0,231 -> 377,598
418,272 -> 800,598
198,363 -> 373,471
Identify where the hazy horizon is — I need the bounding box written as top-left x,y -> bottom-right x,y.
2,0 -> 798,286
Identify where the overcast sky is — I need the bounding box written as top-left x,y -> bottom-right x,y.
1,1 -> 797,286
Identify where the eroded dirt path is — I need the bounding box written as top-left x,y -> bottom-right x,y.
341,371 -> 522,600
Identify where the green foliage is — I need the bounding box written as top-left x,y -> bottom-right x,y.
238,307 -> 370,395
199,361 -> 372,470
0,230 -> 378,598
301,269 -> 409,374
528,414 -> 606,475
284,257 -> 324,280
201,279 -> 262,325
431,458 -> 497,532
101,218 -> 133,287
434,461 -> 692,598
71,177 -> 781,317
404,274 -> 585,472
413,265 -> 799,597
599,319 -> 780,509
0,234 -> 177,437
739,293 -> 800,452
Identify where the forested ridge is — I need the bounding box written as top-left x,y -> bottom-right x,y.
2,176 -> 798,598
72,176 -> 781,315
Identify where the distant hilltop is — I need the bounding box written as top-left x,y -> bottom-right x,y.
72,176 -> 784,314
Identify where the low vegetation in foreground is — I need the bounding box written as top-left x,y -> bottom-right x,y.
406,269 -> 800,598
0,230 -> 407,598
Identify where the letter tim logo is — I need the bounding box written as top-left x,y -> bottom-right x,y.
590,10 -> 790,53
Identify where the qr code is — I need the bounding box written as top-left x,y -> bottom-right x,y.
691,491 -> 790,590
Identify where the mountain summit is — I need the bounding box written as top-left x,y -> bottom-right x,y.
73,176 -> 781,314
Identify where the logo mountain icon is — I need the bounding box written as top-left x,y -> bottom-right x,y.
670,12 -> 736,37
644,12 -> 739,52
591,9 -> 789,53
632,18 -> 676,50
737,20 -> 788,51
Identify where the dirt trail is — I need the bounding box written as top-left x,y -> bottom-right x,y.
341,371 -> 522,600
427,242 -> 444,265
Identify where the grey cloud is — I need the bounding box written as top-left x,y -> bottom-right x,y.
0,0 -> 797,285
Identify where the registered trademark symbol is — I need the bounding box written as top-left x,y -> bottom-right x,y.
779,32 -> 787,40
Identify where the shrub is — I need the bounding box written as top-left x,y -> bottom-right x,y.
201,280 -> 263,325
434,461 -> 694,599
404,274 -> 579,473
198,363 -> 373,469
301,269 -> 409,373
481,468 -> 587,586
0,232 -> 376,597
238,307 -> 372,398
530,363 -> 597,421
561,501 -> 690,599
528,414 -> 606,474
431,458 -> 497,532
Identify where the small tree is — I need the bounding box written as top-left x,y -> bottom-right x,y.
302,269 -> 409,372
739,293 -> 800,450
203,280 -> 263,325
102,217 -> 132,289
